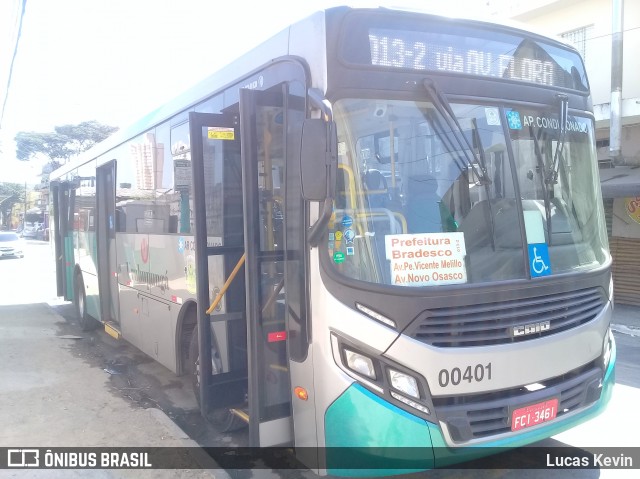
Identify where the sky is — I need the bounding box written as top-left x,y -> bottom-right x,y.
0,0 -> 487,184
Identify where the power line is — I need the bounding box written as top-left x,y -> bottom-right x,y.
0,0 -> 28,130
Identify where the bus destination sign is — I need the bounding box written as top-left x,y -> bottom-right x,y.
365,27 -> 586,91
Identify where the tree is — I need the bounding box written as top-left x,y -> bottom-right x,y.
0,182 -> 24,229
14,120 -> 118,168
54,121 -> 119,157
0,182 -> 24,197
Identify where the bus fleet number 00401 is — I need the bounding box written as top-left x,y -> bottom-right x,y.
438,363 -> 492,387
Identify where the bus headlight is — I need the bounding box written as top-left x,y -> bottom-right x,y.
388,369 -> 419,399
332,333 -> 433,417
344,348 -> 377,380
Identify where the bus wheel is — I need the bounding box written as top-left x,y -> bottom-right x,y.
74,275 -> 98,332
188,330 -> 246,432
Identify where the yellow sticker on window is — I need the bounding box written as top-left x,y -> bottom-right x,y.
207,127 -> 235,140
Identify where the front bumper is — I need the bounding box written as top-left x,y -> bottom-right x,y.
0,248 -> 22,257
324,338 -> 616,475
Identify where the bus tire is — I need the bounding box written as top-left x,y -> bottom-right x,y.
188,329 -> 246,432
74,274 -> 98,332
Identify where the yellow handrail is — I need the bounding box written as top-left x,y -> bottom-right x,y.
338,164 -> 357,209
206,253 -> 246,314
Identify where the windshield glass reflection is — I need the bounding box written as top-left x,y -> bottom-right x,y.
328,99 -> 607,288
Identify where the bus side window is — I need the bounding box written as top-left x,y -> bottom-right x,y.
154,121 -> 179,235
169,121 -> 193,234
115,208 -> 126,232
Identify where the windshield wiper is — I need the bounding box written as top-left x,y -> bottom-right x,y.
423,78 -> 496,249
547,93 -> 569,186
472,117 -> 496,251
530,126 -> 554,244
531,94 -> 569,246
423,78 -> 491,186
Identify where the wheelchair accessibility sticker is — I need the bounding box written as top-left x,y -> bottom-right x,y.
528,243 -> 552,277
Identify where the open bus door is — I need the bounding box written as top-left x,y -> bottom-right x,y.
189,85 -> 299,447
239,87 -> 294,447
96,161 -> 119,327
189,111 -> 248,424
51,181 -> 67,299
52,180 -> 75,302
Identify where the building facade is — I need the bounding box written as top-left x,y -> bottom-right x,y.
487,0 -> 640,161
486,0 -> 640,304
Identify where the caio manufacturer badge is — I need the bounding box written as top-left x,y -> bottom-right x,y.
513,320 -> 551,337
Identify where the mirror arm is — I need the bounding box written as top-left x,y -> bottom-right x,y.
306,88 -> 337,247
308,199 -> 333,247
308,88 -> 333,121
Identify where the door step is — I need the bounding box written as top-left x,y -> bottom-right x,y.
104,321 -> 121,340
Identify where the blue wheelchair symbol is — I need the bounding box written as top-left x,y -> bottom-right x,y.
528,243 -> 551,277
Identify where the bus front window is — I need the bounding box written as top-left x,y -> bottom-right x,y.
329,99 -> 608,288
508,108 -> 609,274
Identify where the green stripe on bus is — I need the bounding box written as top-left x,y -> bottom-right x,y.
325,383 -> 434,476
325,349 -> 615,474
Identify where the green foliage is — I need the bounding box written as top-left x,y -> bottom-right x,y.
0,182 -> 24,220
14,120 -> 118,163
15,131 -> 71,162
0,182 -> 24,200
55,120 -> 119,155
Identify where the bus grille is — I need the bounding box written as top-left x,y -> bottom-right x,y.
434,362 -> 603,443
409,287 -> 605,347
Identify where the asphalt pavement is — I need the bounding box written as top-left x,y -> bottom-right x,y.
611,302 -> 640,336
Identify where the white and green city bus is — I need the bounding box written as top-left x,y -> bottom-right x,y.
49,5 -> 615,473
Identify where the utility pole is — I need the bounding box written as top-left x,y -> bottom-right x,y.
610,0 -> 624,164
23,181 -> 27,229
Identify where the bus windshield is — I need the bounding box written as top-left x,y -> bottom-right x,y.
329,98 -> 608,288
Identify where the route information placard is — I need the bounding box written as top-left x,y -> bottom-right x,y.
385,233 -> 467,286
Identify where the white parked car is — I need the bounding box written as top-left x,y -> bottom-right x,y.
0,232 -> 25,258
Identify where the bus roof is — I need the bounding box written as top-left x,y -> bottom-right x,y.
50,4 -> 580,182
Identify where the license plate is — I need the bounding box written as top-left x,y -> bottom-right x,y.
511,398 -> 558,431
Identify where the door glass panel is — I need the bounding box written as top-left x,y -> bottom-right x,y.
201,122 -> 243,246
251,90 -> 290,423
258,258 -> 289,419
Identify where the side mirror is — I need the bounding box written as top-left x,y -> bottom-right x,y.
300,118 -> 337,202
